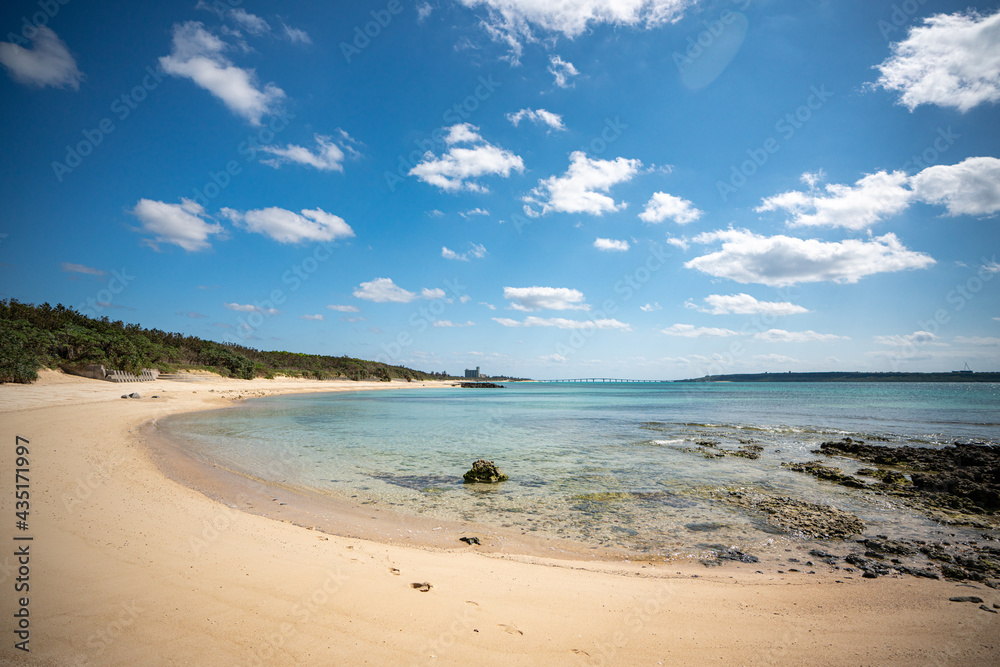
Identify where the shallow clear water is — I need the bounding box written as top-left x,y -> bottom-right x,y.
162,382 -> 1000,557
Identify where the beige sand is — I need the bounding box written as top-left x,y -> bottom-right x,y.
0,370 -> 997,666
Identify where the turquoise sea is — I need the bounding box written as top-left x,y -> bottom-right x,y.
161,382 -> 1000,557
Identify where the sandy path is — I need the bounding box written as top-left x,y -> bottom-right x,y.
0,371 -> 997,665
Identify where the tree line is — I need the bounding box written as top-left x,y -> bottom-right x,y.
0,300 -> 442,384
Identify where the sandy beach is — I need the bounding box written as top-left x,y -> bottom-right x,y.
1,370 -> 998,666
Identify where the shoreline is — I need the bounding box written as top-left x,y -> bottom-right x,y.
1,370 -> 998,665
146,413 -> 646,564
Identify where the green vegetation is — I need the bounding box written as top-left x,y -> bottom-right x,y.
0,300 -> 444,384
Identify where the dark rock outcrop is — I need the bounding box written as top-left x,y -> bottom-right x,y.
462,459 -> 509,483
818,439 -> 1000,518
722,490 -> 866,539
781,460 -> 868,489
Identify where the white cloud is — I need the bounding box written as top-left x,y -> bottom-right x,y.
909,157 -> 1000,217
640,302 -> 661,312
300,314 -> 324,321
282,24 -> 312,44
353,278 -> 417,303
352,279 -> 445,303
661,324 -> 740,338
434,320 -> 476,328
666,236 -> 690,251
548,55 -> 579,87
445,123 -> 482,144
800,170 -> 826,189
409,124 -> 524,192
753,354 -> 798,363
685,229 -> 935,286
507,108 -> 566,131
159,21 -> 285,125
260,133 -> 359,171
442,243 -> 488,261
417,2 -> 434,22
220,207 -> 353,243
953,336 -> 1000,346
594,238 -> 630,251
230,9 -> 270,35
0,26 -> 83,90
493,316 -> 631,331
874,331 -> 941,346
460,208 -> 490,218
327,304 -> 360,313
754,329 -> 848,343
225,302 -> 279,315
131,198 -> 224,252
757,171 -> 913,230
541,353 -> 568,363
759,158 -> 1000,227
61,263 -> 105,276
685,293 -> 808,316
875,9 -> 1000,112
504,286 -> 588,311
457,0 -> 691,57
639,192 -> 702,224
524,151 -> 642,216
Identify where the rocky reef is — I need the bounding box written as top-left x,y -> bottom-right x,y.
817,438 -> 1000,519
721,489 -> 866,539
462,459 -> 509,483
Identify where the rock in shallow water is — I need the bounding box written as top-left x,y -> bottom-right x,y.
462,459 -> 509,483
722,490 -> 866,539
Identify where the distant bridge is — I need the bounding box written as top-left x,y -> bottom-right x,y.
544,378 -> 671,383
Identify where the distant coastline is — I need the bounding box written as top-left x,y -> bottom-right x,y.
676,371 -> 1000,383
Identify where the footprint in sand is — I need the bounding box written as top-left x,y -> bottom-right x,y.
411,582 -> 431,592
498,624 -> 523,635
389,567 -> 400,576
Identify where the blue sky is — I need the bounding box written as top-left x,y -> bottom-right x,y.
1,0 -> 998,380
